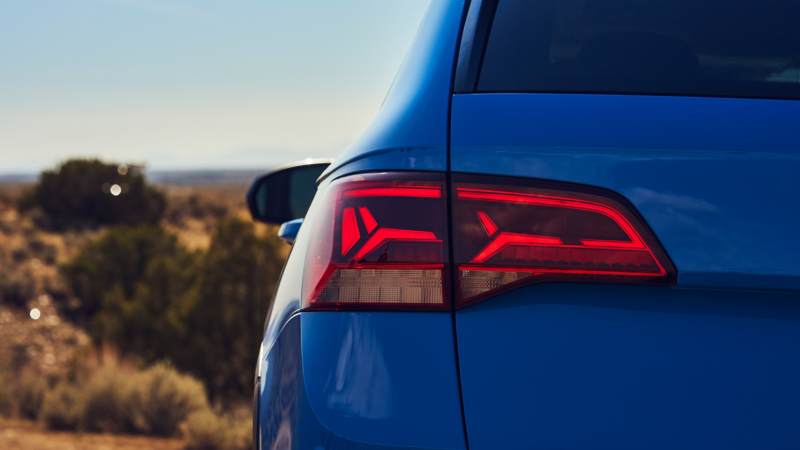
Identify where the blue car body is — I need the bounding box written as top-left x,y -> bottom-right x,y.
256,1 -> 800,449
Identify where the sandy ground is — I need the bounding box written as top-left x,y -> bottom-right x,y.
0,418 -> 184,450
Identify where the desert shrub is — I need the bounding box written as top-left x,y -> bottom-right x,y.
47,351 -> 212,436
26,159 -> 166,230
40,383 -> 83,430
221,407 -> 252,450
0,374 -> 13,418
178,217 -> 284,400
81,363 -> 138,433
92,251 -> 199,363
74,218 -> 283,401
11,247 -> 29,262
0,269 -> 36,308
42,244 -> 58,265
165,194 -> 229,225
182,408 -> 250,450
183,409 -> 227,450
27,237 -> 58,265
61,224 -> 183,318
14,372 -> 47,420
132,363 -> 209,437
27,236 -> 46,253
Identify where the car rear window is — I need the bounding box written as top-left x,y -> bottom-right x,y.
477,0 -> 800,100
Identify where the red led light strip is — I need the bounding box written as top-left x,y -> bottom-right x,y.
353,228 -> 440,260
476,211 -> 499,236
343,187 -> 442,199
338,187 -> 444,261
471,233 -> 562,263
458,188 -> 646,248
359,206 -> 378,233
458,188 -> 666,276
341,207 -> 360,255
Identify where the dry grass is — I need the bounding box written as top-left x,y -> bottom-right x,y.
2,348 -> 249,449
36,350 -> 210,437
182,406 -> 250,450
0,418 -> 183,450
162,185 -> 247,251
0,182 -> 285,378
0,182 -> 264,449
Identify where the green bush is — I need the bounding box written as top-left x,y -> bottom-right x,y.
67,218 -> 284,401
132,363 -> 209,437
92,251 -> 199,364
61,224 -> 184,319
25,159 -> 165,230
40,383 -> 83,430
178,217 -> 284,399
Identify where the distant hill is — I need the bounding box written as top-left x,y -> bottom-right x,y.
146,169 -> 268,186
0,173 -> 37,183
0,169 -> 269,186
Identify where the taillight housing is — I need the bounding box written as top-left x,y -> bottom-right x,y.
452,175 -> 676,308
301,172 -> 675,311
302,172 -> 450,311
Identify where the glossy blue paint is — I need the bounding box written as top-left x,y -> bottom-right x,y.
319,0 -> 466,182
451,93 -> 800,289
300,312 -> 466,450
258,313 -> 466,450
455,283 -> 800,449
255,0 -> 471,438
258,314 -> 300,450
259,3 -> 800,449
259,176 -> 332,366
277,218 -> 303,245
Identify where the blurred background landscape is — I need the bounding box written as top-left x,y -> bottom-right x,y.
0,160 -> 286,449
0,0 -> 432,448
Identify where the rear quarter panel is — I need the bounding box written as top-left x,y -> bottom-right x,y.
450,93 -> 800,449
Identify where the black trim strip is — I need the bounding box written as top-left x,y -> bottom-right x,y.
453,0 -> 499,93
449,2 -> 475,448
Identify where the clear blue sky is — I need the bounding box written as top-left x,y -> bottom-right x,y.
0,0 -> 432,173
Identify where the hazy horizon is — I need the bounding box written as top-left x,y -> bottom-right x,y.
0,0 -> 432,174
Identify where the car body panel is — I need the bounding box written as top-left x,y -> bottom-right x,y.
451,92 -> 800,448
456,283 -> 800,449
301,312 -> 466,449
257,2 -> 470,447
319,0 -> 466,182
258,312 -> 466,450
259,176 -> 332,366
258,1 -> 800,448
451,94 -> 800,288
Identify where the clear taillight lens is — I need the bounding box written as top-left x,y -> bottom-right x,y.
302,172 -> 449,311
452,175 -> 676,308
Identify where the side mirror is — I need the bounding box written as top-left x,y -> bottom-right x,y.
246,159 -> 332,225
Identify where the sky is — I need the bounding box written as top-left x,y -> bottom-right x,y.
0,0 -> 432,174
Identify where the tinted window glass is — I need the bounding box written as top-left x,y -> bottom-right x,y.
478,0 -> 800,99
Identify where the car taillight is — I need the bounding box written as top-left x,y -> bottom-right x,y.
302,172 -> 449,311
452,175 -> 676,308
